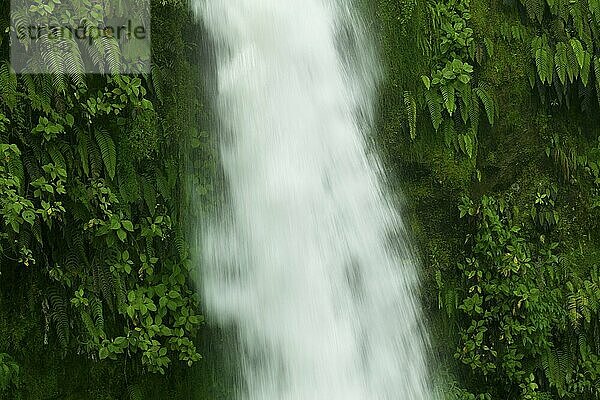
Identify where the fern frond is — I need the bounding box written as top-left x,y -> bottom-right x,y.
151,64 -> 164,104
48,288 -> 70,348
80,310 -> 98,338
156,170 -> 171,201
542,347 -> 565,392
7,148 -> 25,191
22,152 -> 42,181
127,383 -> 144,400
590,0 -> 600,23
47,144 -> 67,173
566,42 -> 579,83
555,42 -> 568,85
570,38 -> 585,69
174,229 -> 188,260
594,56 -> 600,108
442,119 -> 456,149
580,51 -> 592,87
404,91 -> 417,140
94,129 -> 117,179
521,0 -> 545,22
425,90 -> 443,131
118,160 -> 141,204
440,85 -> 456,115
474,86 -> 495,125
90,297 -> 105,335
141,174 -> 157,213
94,262 -> 115,310
0,62 -> 17,110
76,129 -> 90,177
113,272 -> 127,308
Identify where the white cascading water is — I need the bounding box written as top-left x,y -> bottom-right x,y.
196,0 -> 432,399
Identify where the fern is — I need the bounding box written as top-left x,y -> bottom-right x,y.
442,119 -> 457,148
94,129 -> 117,179
94,262 -> 115,311
86,30 -> 122,75
594,56 -> 600,108
90,297 -> 105,337
554,42 -> 568,85
127,383 -> 144,400
542,347 -> 566,394
80,310 -> 98,338
534,36 -> 554,85
568,3 -> 585,40
118,160 -> 141,204
151,65 -> 165,104
440,85 -> 456,115
7,149 -> 25,191
22,152 -> 42,181
76,128 -> 90,177
31,219 -> 42,244
0,62 -> 17,110
468,88 -> 480,135
174,229 -> 188,260
47,144 -> 67,173
156,170 -> 171,201
112,272 -> 127,309
580,51 -> 592,86
404,91 -> 417,140
521,0 -> 545,22
565,42 -> 579,83
48,288 -> 70,349
570,38 -> 585,69
474,86 -> 495,125
425,89 -> 443,131
141,174 -> 157,213
458,84 -> 471,125
590,0 -> 600,23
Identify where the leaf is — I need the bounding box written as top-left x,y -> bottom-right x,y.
99,347 -> 109,360
566,42 -> 580,83
441,85 -> 456,115
484,37 -> 494,57
94,129 -> 117,179
458,74 -> 471,84
403,91 -> 417,140
109,216 -> 121,230
475,86 -> 495,125
523,0 -> 544,22
555,42 -> 568,85
570,38 -> 585,69
65,114 -> 74,127
159,297 -> 168,308
580,51 -> 592,86
0,62 -> 18,110
594,57 -> 600,108
122,220 -> 134,232
22,210 -> 35,225
425,90 -> 443,131
421,75 -> 431,90
117,229 -> 127,242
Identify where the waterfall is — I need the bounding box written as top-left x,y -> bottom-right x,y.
196,0 -> 432,398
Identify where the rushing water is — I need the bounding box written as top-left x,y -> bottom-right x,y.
196,0 -> 431,398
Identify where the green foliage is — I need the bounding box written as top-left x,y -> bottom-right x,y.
398,0 -> 499,164
438,190 -> 600,399
370,1 -> 600,400
500,0 -> 600,110
0,1 -> 206,395
0,353 -> 19,393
